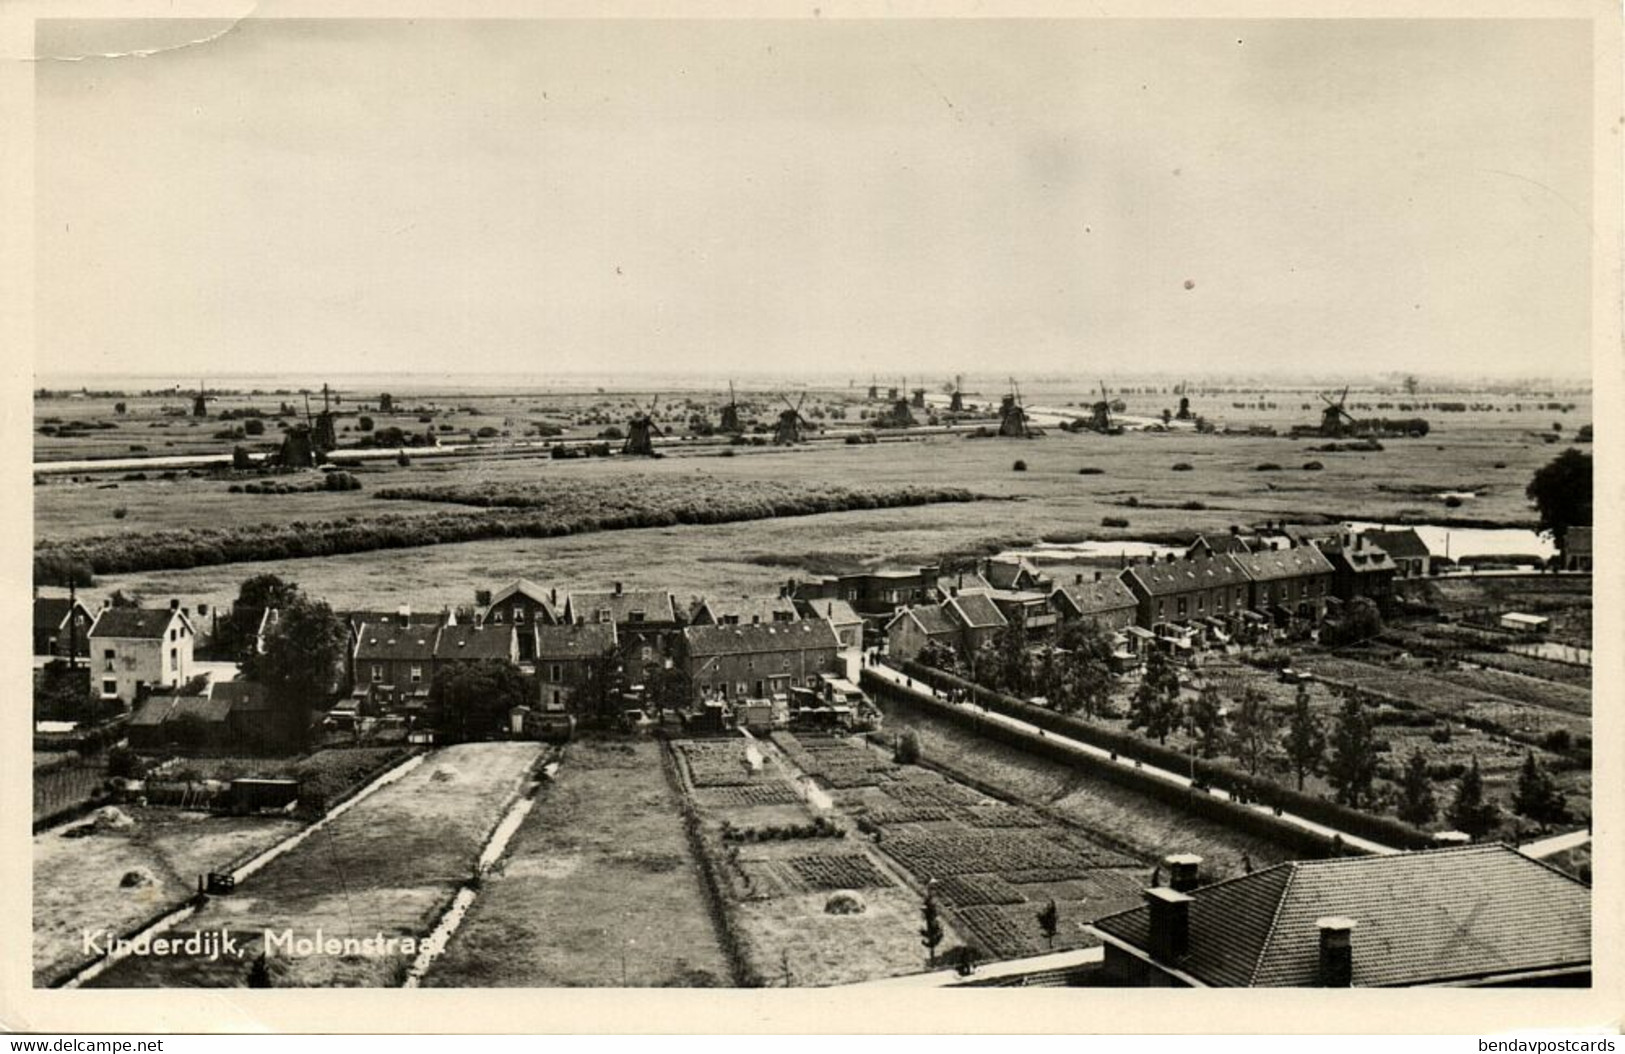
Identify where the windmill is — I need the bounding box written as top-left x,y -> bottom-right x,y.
773,392 -> 811,445
312,382 -> 338,451
948,375 -> 965,413
192,379 -> 211,418
867,375 -> 879,401
1318,387 -> 1359,437
719,381 -> 744,434
998,378 -> 1035,438
1088,380 -> 1123,435
888,384 -> 915,428
624,395 -> 661,456
911,386 -> 927,410
1176,379 -> 1194,421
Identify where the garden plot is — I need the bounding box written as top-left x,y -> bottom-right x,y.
86,742 -> 543,988
426,738 -> 732,988
773,732 -> 901,788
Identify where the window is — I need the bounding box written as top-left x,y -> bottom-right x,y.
1177,598 -> 1188,618
371,664 -> 383,683
103,648 -> 115,659
513,605 -> 524,623
102,679 -> 117,697
1197,595 -> 1205,613
410,665 -> 422,683
491,611 -> 503,623
169,647 -> 178,671
548,663 -> 562,683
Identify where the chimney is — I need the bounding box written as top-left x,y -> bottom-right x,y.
1315,917 -> 1356,987
949,586 -> 959,598
1144,886 -> 1193,964
614,581 -> 624,596
1094,571 -> 1103,582
398,603 -> 411,619
1166,854 -> 1203,893
169,598 -> 180,611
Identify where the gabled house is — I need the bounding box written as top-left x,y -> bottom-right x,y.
1187,532 -> 1254,558
1049,573 -> 1139,631
1360,528 -> 1432,578
434,622 -> 520,669
1120,553 -> 1251,631
352,622 -> 439,707
1317,532 -> 1398,607
885,604 -> 961,662
935,569 -> 994,600
683,619 -> 841,704
794,597 -> 865,651
88,604 -> 195,705
788,566 -> 941,622
943,592 -> 1009,651
983,557 -> 1050,593
481,578 -> 560,656
1232,545 -> 1335,622
563,584 -> 682,688
534,622 -> 618,716
986,590 -> 1057,633
34,596 -> 93,659
1089,846 -> 1590,988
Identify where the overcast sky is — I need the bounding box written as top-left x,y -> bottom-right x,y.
33,18 -> 1595,380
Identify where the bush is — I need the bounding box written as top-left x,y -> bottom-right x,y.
1101,516 -> 1130,529
894,731 -> 921,765
1171,462 -> 1193,472
1302,461 -> 1324,471
1077,467 -> 1104,475
1255,463 -> 1282,472
396,453 -> 411,467
1179,501 -> 1206,511
1012,460 -> 1028,472
358,416 -> 375,432
112,507 -> 128,520
244,419 -> 265,436
1444,496 -> 1463,508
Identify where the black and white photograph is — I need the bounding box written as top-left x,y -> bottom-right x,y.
6,1 -> 1618,1033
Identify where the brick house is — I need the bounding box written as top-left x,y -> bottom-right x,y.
689,595 -> 799,626
352,621 -> 439,707
794,597 -> 865,651
1049,574 -> 1139,631
885,604 -> 961,662
34,596 -> 93,659
534,622 -> 618,715
1089,846 -> 1589,988
1233,545 -> 1335,622
789,566 -> 941,622
942,592 -> 1009,651
1318,532 -> 1398,607
482,579 -> 559,660
88,604 -> 195,705
1120,553 -> 1251,631
563,584 -> 682,689
1360,528 -> 1432,579
682,619 -> 841,704
434,622 -> 520,671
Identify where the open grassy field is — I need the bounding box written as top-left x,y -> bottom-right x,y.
40,406 -> 1585,615
85,742 -> 543,987
34,809 -> 301,986
424,738 -> 733,987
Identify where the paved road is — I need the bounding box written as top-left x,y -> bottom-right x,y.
864,662 -> 1400,856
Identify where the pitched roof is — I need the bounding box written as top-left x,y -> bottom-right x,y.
534,622 -> 617,660
34,597 -> 88,632
1121,554 -> 1250,597
1233,546 -> 1335,583
345,609 -> 447,631
889,604 -> 958,637
985,558 -> 1044,591
129,695 -> 181,727
487,578 -> 557,618
434,624 -> 516,661
568,590 -> 677,625
945,592 -> 1008,630
694,595 -> 800,626
1192,533 -> 1253,555
1360,529 -> 1431,560
213,680 -> 275,712
1319,538 -> 1398,574
684,619 -> 840,657
1092,845 -> 1590,987
1052,577 -> 1139,616
89,607 -> 187,640
797,598 -> 863,627
937,572 -> 994,597
353,623 -> 439,662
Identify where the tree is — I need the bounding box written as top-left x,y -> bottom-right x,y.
894,731 -> 922,765
1128,648 -> 1182,745
1396,749 -> 1437,826
247,594 -> 350,749
232,445 -> 254,470
1230,686 -> 1278,776
1402,374 -> 1420,397
1058,621 -> 1118,719
108,589 -> 144,609
1036,898 -> 1060,951
358,415 -> 375,432
1324,597 -> 1383,646
235,573 -> 303,613
1512,751 -> 1569,829
220,574 -> 305,665
430,659 -> 531,741
244,418 -> 265,436
33,552 -> 96,589
1325,694 -> 1380,809
919,890 -> 945,967
993,620 -> 1031,696
1526,449 -> 1592,546
1187,684 -> 1228,759
1448,756 -> 1501,840
1282,684 -> 1326,791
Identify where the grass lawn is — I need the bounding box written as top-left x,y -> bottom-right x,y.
425,738 -> 733,988
34,809 -> 301,986
84,742 -> 543,987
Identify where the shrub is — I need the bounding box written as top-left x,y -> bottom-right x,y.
112,507 -> 128,520
358,416 -> 375,432
1179,500 -> 1206,511
1012,460 -> 1027,472
244,419 -> 265,436
396,453 -> 411,467
1444,496 -> 1463,508
1077,467 -> 1104,475
894,731 -> 921,765
1302,461 -> 1324,471
1101,516 -> 1130,529
1171,462 -> 1193,472
1255,463 -> 1282,472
